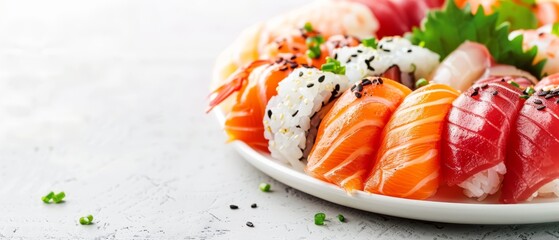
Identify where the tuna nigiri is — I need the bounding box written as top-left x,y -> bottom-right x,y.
364,83 -> 459,199
441,78 -> 525,200
501,85 -> 559,203
306,77 -> 411,192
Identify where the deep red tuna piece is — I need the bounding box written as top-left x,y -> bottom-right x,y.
501,86 -> 559,203
535,73 -> 559,90
442,79 -> 525,187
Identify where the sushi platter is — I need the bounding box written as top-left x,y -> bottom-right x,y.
209,0 -> 559,223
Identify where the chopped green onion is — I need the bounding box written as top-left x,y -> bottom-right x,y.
419,41 -> 426,48
79,215 -> 94,225
42,191 -> 55,204
520,95 -> 530,99
314,213 -> 326,225
337,214 -> 345,222
306,36 -> 325,46
304,22 -> 313,33
415,78 -> 429,88
52,192 -> 65,204
508,80 -> 520,88
362,37 -> 378,49
321,57 -> 346,75
259,183 -> 271,192
306,45 -> 321,59
526,86 -> 535,95
553,23 -> 559,37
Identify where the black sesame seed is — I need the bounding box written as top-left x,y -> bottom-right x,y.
357,50 -> 363,53
501,78 -> 505,82
407,49 -> 412,53
346,59 -> 352,64
307,83 -> 314,88
368,56 -> 375,62
545,94 -> 554,99
356,84 -> 363,92
379,44 -> 384,49
292,110 -> 299,117
335,84 -> 340,91
474,87 -> 480,92
556,98 -> 559,104
471,91 -> 479,97
382,49 -> 390,52
351,85 -> 356,91
290,55 -> 297,60
279,66 -> 288,71
351,54 -> 358,58
378,78 -> 383,84
299,72 -> 304,77
296,125 -> 301,128
290,63 -> 298,69
230,205 -> 239,210
362,79 -> 372,86
334,53 -> 338,60
534,99 -> 543,104
481,84 -> 489,89
538,90 -> 550,96
537,105 -> 546,110
275,58 -> 283,64
355,92 -> 362,98
251,203 -> 257,208
318,75 -> 325,83
246,222 -> 254,227
492,90 -> 498,96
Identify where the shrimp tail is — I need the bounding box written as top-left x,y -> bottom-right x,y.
206,60 -> 271,113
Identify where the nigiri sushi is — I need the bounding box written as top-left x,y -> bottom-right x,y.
306,77 -> 411,192
208,34 -> 359,151
263,68 -> 352,170
501,85 -> 559,203
430,41 -> 493,92
536,73 -> 559,90
441,78 -> 525,200
476,65 -> 537,88
212,0 -> 379,88
333,37 -> 440,89
510,25 -> 559,76
364,83 -> 459,199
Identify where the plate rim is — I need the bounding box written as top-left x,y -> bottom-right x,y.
214,107 -> 559,224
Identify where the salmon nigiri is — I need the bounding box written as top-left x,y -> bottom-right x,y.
364,83 -> 459,199
306,77 -> 411,192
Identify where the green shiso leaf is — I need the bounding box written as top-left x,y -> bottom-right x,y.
409,0 -> 544,78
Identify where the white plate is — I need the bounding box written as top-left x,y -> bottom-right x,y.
215,110 -> 559,224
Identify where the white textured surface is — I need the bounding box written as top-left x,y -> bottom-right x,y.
0,0 -> 558,239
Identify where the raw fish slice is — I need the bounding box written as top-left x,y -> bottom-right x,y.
535,73 -> 559,90
306,77 -> 411,192
501,85 -> 559,203
476,65 -> 537,88
430,42 -> 493,92
441,79 -> 525,200
364,83 -> 459,199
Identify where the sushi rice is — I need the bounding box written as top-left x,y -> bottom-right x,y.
528,179 -> 559,201
264,68 -> 351,171
332,37 -> 440,83
458,163 -> 506,201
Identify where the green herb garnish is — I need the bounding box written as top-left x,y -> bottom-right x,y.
493,0 -> 537,31
303,22 -> 313,33
52,192 -> 65,203
306,46 -> 321,59
508,80 -> 520,88
259,183 -> 271,192
314,213 -> 326,225
520,95 -> 530,99
321,57 -> 346,75
362,37 -> 378,49
42,192 -> 55,203
415,78 -> 429,88
337,214 -> 345,222
552,23 -> 559,37
79,215 -> 94,225
526,86 -> 536,95
409,0 -> 544,78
